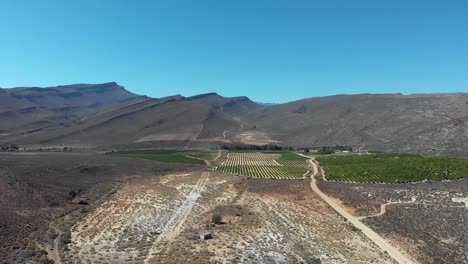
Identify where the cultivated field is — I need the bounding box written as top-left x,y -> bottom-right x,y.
5,149 -> 465,263
215,152 -> 307,179
111,150 -> 208,165
317,153 -> 468,183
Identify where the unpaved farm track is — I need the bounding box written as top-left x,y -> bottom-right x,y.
357,202 -> 391,220
308,158 -> 415,264
66,169 -> 397,263
144,171 -> 211,262
67,172 -> 211,263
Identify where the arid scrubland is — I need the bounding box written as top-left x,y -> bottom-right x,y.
65,171 -> 394,264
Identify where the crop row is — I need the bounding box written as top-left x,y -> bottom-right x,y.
317,154 -> 468,183
222,153 -> 282,166
215,152 -> 307,179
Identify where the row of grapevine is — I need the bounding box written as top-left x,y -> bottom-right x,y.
278,160 -> 307,168
317,154 -> 468,183
222,153 -> 282,166
215,152 -> 307,179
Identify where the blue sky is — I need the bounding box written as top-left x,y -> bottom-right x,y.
1,0 -> 467,103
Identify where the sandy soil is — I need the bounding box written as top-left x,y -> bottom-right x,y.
65,170 -> 396,263
236,130 -> 280,146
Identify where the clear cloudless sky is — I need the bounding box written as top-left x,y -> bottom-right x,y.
1,0 -> 467,103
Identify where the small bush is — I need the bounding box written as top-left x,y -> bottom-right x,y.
59,231 -> 72,246
211,214 -> 223,225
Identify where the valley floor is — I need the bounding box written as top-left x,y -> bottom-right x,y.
2,152 -> 465,264
64,171 -> 395,264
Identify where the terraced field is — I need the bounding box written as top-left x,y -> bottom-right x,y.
215,152 -> 307,179
317,153 -> 468,183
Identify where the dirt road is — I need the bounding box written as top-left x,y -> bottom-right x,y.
144,171 -> 211,262
308,158 -> 415,264
222,130 -> 229,138
358,202 -> 391,220
46,227 -> 62,264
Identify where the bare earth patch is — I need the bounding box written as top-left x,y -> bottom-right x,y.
235,130 -> 280,146
66,171 -> 395,263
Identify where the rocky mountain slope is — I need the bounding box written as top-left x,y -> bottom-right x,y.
0,82 -> 142,133
1,82 -> 140,113
0,84 -> 258,147
243,93 -> 468,156
1,82 -> 467,157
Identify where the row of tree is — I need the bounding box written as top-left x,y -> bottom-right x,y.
316,145 -> 353,154
219,143 -> 354,154
0,143 -> 19,152
220,143 -> 294,151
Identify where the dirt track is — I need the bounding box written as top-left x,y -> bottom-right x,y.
0,153 -> 199,264
357,202 -> 391,220
308,158 -> 415,264
64,169 -> 395,263
144,172 -> 211,262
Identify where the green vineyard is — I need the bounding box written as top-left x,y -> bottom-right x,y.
215,152 -> 308,179
317,154 -> 468,183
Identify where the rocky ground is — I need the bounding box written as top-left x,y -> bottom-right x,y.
318,178 -> 468,264
2,151 -> 464,264
64,171 -> 395,264
0,152 -> 200,264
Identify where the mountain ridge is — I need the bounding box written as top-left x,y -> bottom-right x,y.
1,82 -> 467,157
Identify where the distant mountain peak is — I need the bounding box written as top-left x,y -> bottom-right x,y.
188,92 -> 220,99
0,82 -> 141,114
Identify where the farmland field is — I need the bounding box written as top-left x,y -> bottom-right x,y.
317,153 -> 468,183
111,150 -> 206,165
215,152 -> 308,179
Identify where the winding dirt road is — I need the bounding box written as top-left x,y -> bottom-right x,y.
222,130 -> 229,138
358,202 -> 390,220
308,158 -> 415,264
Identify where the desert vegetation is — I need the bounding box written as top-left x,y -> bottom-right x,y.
220,143 -> 292,151
0,152 -> 199,263
316,145 -> 353,154
0,143 -> 19,151
319,178 -> 468,263
317,153 -> 468,183
215,152 -> 307,179
65,172 -> 393,264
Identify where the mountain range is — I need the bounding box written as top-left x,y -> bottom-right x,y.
1,82 -> 467,157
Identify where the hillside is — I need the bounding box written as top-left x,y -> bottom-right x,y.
1,83 -> 467,157
39,99 -> 240,146
0,82 -> 142,133
242,93 -> 468,156
187,92 -> 261,114
2,82 -> 140,113
0,84 -> 256,147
